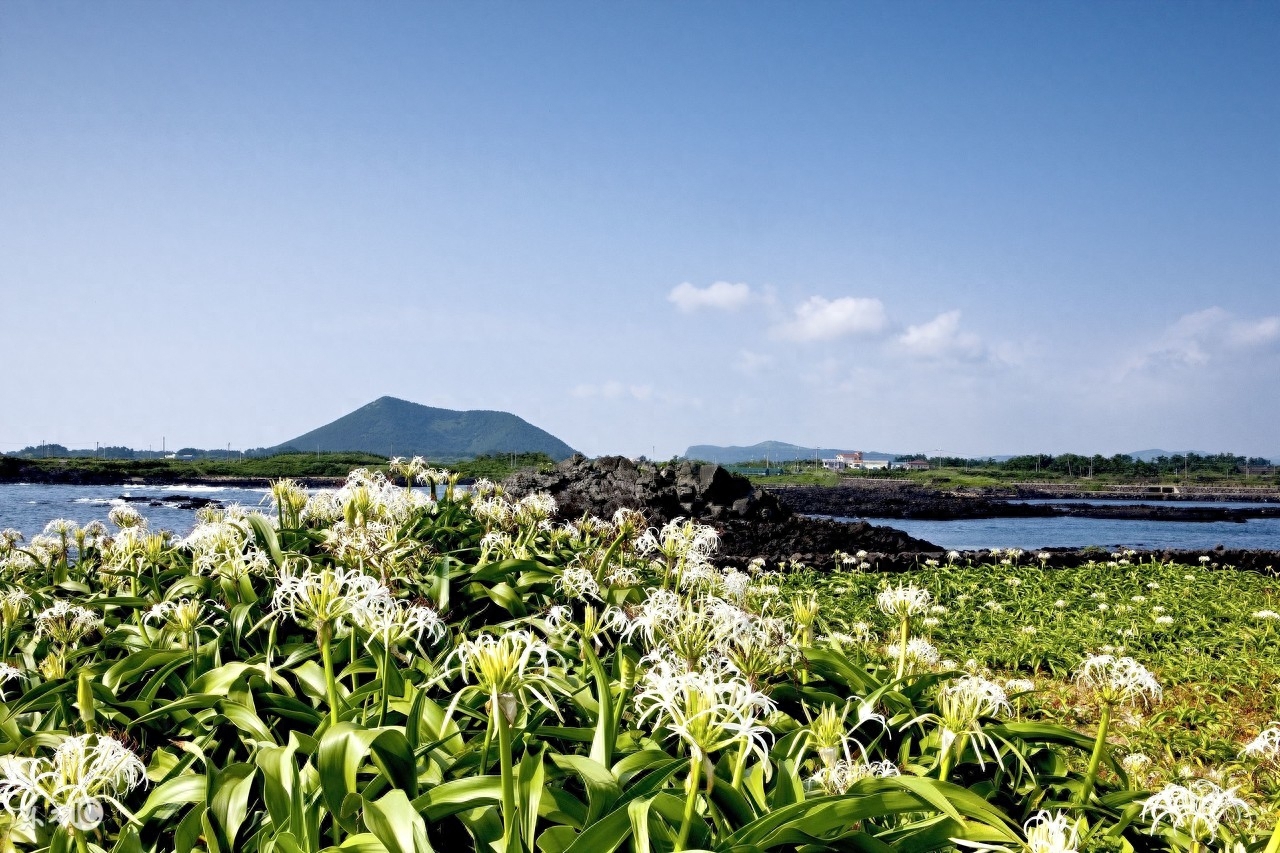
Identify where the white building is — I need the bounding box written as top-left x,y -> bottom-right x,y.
821,451 -> 889,471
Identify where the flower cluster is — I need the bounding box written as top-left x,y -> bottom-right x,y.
0,735 -> 147,830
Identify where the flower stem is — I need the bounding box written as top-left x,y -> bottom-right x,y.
1076,703 -> 1112,807
731,740 -> 749,791
895,617 -> 910,681
378,641 -> 392,727
675,753 -> 703,852
938,744 -> 954,784
1262,815 -> 1280,853
318,622 -> 341,726
494,689 -> 519,853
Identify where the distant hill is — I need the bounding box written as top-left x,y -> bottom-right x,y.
272,397 -> 576,461
1126,449 -> 1212,462
683,441 -> 898,465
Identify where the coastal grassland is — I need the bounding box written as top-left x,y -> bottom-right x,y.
0,451 -> 556,483
2,474 -> 1279,852
785,556 -> 1280,806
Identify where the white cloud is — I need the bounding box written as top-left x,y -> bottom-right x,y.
771,296 -> 887,342
1227,315 -> 1280,348
896,310 -> 985,360
668,281 -> 754,313
1121,307 -> 1280,376
734,349 -> 774,376
570,381 -> 654,401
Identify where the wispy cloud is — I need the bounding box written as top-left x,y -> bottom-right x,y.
895,310 -> 985,360
668,281 -> 755,312
1119,307 -> 1280,377
570,381 -> 653,400
771,295 -> 887,342
734,349 -> 775,376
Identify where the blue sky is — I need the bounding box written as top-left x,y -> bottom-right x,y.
2,1 -> 1277,458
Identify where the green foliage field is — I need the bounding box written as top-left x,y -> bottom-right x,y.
0,471 -> 1276,852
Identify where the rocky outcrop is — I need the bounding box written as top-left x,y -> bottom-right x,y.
504,455 -> 940,568
504,454 -> 790,524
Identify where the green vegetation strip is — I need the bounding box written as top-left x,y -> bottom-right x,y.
0,469 -> 1276,852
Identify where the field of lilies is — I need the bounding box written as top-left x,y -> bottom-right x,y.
0,464 -> 1276,853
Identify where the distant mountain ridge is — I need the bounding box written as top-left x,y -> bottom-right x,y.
683,441 -> 899,465
685,443 -> 1279,465
272,397 -> 576,461
1126,449 -> 1212,462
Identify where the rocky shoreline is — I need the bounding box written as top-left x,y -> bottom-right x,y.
772,483 -> 1280,522
504,456 -> 1280,573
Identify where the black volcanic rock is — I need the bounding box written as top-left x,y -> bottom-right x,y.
504,454 -> 788,524
504,455 -> 939,568
773,484 -> 1280,522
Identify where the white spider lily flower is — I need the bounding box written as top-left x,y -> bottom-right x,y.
936,676 -> 1009,762
0,589 -> 31,627
611,588 -> 682,646
351,598 -> 445,652
268,479 -> 310,527
1005,678 -> 1036,695
143,598 -> 215,636
886,637 -> 939,668
471,478 -> 500,499
36,602 -> 102,646
544,605 -> 574,634
809,759 -> 899,795
634,659 -> 774,766
1242,726 -> 1280,762
721,569 -> 751,602
1022,810 -> 1079,853
0,664 -> 24,699
106,504 -> 147,530
555,566 -> 601,601
301,490 -> 343,524
42,519 -> 79,545
722,615 -> 795,686
604,564 -> 641,587
1141,779 -> 1251,842
472,496 -> 514,529
807,701 -> 887,767
446,630 -> 565,723
1076,655 -> 1161,707
876,584 -> 932,619
271,565 -> 391,633
1121,753 -> 1153,787
0,734 -> 147,830
636,518 -> 719,586
513,493 -> 557,526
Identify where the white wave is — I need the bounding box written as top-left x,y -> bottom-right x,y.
72,498 -> 113,505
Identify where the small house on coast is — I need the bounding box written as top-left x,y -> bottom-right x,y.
821,451 -> 890,471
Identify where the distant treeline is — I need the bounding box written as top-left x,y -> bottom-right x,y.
751,451 -> 1273,477
0,450 -> 557,482
929,452 -> 1273,477
13,443 -> 285,460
